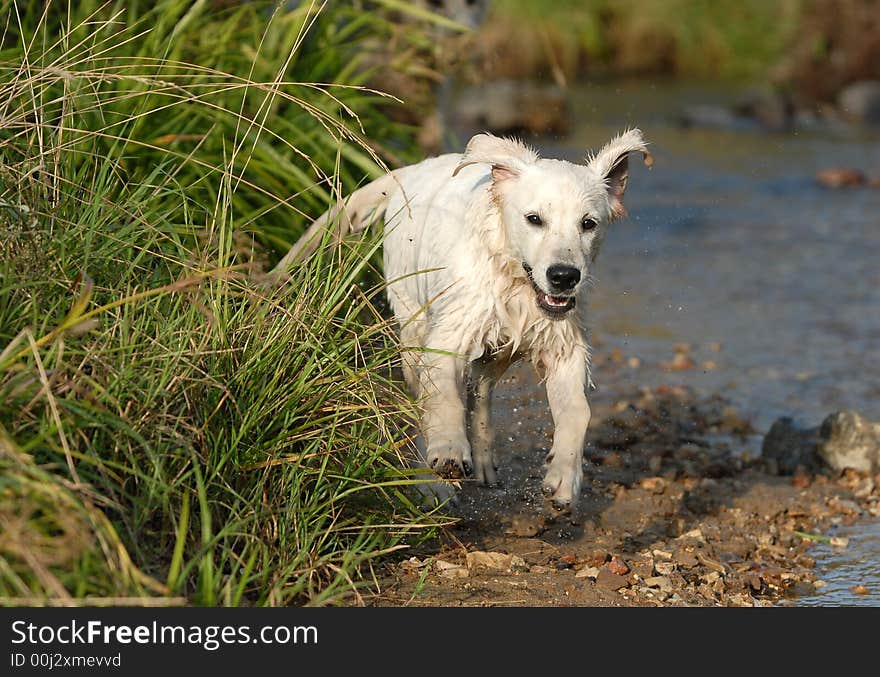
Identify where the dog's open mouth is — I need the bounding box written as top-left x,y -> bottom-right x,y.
523,263 -> 576,316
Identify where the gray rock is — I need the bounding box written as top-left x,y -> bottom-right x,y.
762,411 -> 880,475
678,104 -> 762,132
817,411 -> 880,473
837,80 -> 880,125
734,87 -> 794,132
761,417 -> 818,474
454,79 -> 569,135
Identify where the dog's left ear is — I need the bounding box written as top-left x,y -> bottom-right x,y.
587,128 -> 653,219
453,133 -> 539,182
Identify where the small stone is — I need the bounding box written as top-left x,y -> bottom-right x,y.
652,549 -> 673,560
596,568 -> 630,591
647,455 -> 663,474
655,561 -> 676,576
560,552 -> 579,566
400,556 -> 428,571
627,356 -> 642,368
682,528 -> 705,542
817,411 -> 880,473
675,549 -> 699,569
830,537 -> 849,548
727,594 -> 754,607
662,353 -> 695,371
504,513 -> 547,538
629,559 -> 654,579
813,580 -> 827,589
853,477 -> 876,498
639,476 -> 667,494
466,551 -> 527,572
837,80 -> 880,125
607,556 -> 630,576
583,548 -> 611,567
529,565 -> 553,575
435,559 -> 469,578
828,497 -> 861,515
575,566 -> 600,579
816,167 -> 866,188
851,584 -> 870,595
644,576 -> 673,592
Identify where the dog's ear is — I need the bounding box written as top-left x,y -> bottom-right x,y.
587,128 -> 653,219
453,133 -> 539,182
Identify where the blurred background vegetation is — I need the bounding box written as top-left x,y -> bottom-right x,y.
484,0 -> 878,98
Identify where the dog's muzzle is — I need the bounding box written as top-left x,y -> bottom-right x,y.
523,263 -> 576,317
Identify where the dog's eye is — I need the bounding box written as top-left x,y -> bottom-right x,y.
526,213 -> 543,226
581,217 -> 598,232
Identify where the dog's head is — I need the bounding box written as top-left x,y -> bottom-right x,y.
454,130 -> 652,318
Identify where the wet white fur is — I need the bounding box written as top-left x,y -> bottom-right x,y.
275,129 -> 651,509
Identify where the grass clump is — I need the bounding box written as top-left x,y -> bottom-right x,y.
0,0 -> 446,606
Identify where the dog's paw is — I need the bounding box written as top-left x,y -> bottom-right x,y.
472,448 -> 499,486
426,438 -> 473,480
541,461 -> 583,512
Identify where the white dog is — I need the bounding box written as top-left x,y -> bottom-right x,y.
275,130 -> 652,510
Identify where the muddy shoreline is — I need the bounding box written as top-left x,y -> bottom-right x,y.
359,354 -> 879,607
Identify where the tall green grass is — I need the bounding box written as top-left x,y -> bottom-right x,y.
0,0 -> 447,606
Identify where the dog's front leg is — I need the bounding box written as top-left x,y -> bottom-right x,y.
541,352 -> 590,511
467,353 -> 511,486
420,352 -> 472,479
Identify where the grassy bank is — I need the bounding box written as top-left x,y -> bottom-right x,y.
0,0 -> 446,606
485,0 -> 803,82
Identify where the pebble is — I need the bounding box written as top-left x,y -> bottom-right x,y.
466,551 -> 527,572
529,565 -> 553,575
675,549 -> 699,568
830,536 -> 849,548
583,548 -> 611,567
596,568 -> 630,591
655,561 -> 676,576
629,560 -> 655,579
435,559 -> 469,578
816,167 -> 866,188
828,497 -> 861,515
639,476 -> 667,494
644,576 -> 673,592
607,557 -> 630,576
851,585 -> 870,595
682,527 -> 706,542
575,566 -> 600,579
853,477 -> 876,498
662,353 -> 695,371
504,513 -> 546,537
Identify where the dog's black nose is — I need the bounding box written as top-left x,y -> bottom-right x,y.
546,265 -> 581,292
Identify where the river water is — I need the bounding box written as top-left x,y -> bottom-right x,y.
533,81 -> 880,605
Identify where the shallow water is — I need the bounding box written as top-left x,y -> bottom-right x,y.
506,81 -> 880,605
